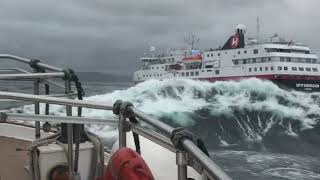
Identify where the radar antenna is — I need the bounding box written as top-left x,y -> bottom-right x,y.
184,33 -> 200,50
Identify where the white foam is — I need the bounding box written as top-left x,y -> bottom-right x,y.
7,78 -> 320,139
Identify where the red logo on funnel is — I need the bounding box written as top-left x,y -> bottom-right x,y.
230,34 -> 240,49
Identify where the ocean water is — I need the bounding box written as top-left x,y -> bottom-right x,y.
3,78 -> 320,180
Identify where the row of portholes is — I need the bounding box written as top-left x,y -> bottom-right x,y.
142,73 -> 163,78
139,69 -> 221,79
249,66 -> 319,72
206,49 -> 258,58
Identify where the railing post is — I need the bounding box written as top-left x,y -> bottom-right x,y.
118,111 -> 127,148
33,77 -> 40,139
65,79 -> 74,177
176,151 -> 188,180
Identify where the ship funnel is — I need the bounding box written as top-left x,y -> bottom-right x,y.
221,24 -> 246,50
235,24 -> 246,34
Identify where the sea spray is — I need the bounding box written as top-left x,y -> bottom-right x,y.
7,78 -> 320,154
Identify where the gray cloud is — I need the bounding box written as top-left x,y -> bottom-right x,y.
0,0 -> 319,75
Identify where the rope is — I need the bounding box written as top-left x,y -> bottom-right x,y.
171,127 -> 210,156
63,69 -> 84,172
171,128 -> 211,179
113,100 -> 141,154
29,59 -> 45,73
63,68 -> 86,173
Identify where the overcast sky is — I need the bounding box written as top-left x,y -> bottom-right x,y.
0,0 -> 319,75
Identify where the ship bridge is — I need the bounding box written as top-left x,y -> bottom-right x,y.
262,43 -> 311,54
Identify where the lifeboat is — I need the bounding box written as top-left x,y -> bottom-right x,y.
182,54 -> 202,62
169,63 -> 182,70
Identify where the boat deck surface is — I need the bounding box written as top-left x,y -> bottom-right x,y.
0,136 -> 31,180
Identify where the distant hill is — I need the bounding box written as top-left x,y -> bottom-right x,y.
77,72 -> 131,82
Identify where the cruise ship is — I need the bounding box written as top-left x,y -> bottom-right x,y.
133,24 -> 320,92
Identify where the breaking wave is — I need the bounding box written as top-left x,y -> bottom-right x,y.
8,78 -> 320,155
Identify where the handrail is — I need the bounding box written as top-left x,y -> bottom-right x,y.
0,90 -> 232,180
1,113 -> 117,125
0,54 -> 63,72
0,91 -> 113,110
0,54 -> 89,179
0,54 -> 232,180
0,72 -> 65,80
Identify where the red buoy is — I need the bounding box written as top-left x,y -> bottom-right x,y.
104,148 -> 154,180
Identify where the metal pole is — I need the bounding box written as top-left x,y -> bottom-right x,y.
0,72 -> 65,80
33,77 -> 40,139
0,91 -> 114,110
176,151 -> 188,180
132,107 -> 173,135
118,112 -> 127,148
0,54 -> 63,72
65,80 -> 74,177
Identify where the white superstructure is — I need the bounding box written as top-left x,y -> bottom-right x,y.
134,25 -> 320,91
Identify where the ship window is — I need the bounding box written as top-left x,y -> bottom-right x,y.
152,67 -> 154,69
157,67 -> 159,69
195,71 -> 199,76
190,72 -> 194,76
292,67 -> 297,71
271,66 -> 274,71
312,68 -> 318,72
243,59 -> 246,64
238,51 -> 240,54
218,53 -> 220,56
234,60 -> 238,65
181,72 -> 185,76
211,54 -> 213,57
186,72 -> 189,76
207,70 -> 212,72
260,67 -> 263,71
287,57 -> 291,62
280,57 -> 284,62
249,68 -> 252,72
284,66 -> 288,71
298,67 -> 304,71
253,58 -> 256,63
202,70 -> 205,72
244,50 -> 247,54
215,70 -> 219,75
254,49 -> 258,54
207,54 -> 210,57
160,74 -> 162,76
268,57 -> 271,61
312,59 -> 317,64
278,66 -> 282,70
225,52 -> 228,54
265,67 -> 268,71
306,67 -> 311,72
306,59 -> 311,63
261,57 -> 266,63
254,67 -> 257,71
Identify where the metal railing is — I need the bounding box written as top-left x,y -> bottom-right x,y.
0,54 -> 232,180
0,91 -> 232,180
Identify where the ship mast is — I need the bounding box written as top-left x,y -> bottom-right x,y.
256,16 -> 260,43
184,33 -> 200,50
